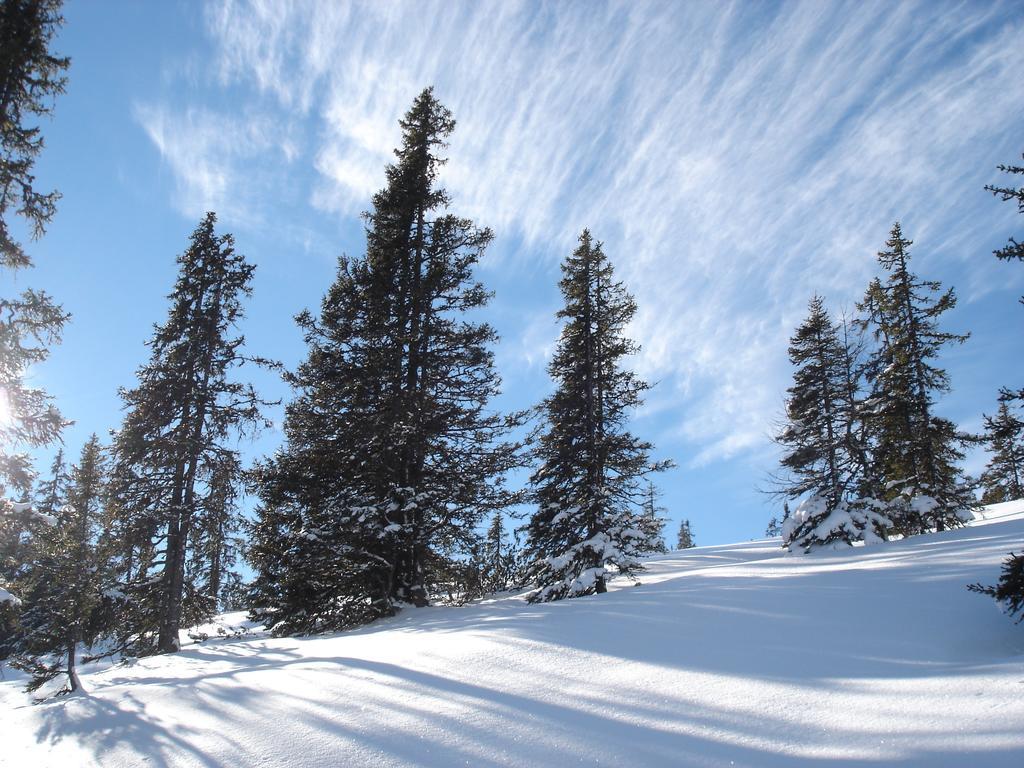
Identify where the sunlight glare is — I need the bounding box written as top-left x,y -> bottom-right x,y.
0,387 -> 11,430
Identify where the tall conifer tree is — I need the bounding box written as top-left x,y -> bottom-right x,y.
525,231 -> 668,602
776,297 -> 888,550
107,213 -> 264,654
249,88 -> 523,635
858,223 -> 973,534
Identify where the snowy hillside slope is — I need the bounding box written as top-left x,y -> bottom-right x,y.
3,502 -> 1024,767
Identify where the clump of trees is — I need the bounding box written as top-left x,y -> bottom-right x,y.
7,0 -> 1024,698
774,224 -> 974,552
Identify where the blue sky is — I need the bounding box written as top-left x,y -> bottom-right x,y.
22,0 -> 1024,547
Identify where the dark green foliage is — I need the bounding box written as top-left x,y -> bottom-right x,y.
0,0 -> 69,527
249,88 -> 523,635
969,552 -> 1024,624
676,518 -> 695,550
979,396 -> 1024,504
107,213 -> 265,654
10,435 -> 107,694
525,231 -> 669,602
858,223 -> 973,534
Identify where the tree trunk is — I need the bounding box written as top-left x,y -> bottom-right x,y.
157,482 -> 186,653
67,640 -> 81,693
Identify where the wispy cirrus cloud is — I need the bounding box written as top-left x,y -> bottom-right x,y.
143,0 -> 1024,468
134,103 -> 299,225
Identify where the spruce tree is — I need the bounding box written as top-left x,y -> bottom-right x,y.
676,518 -> 695,550
638,481 -> 668,554
475,512 -> 519,595
777,297 -> 846,505
979,397 -> 1024,504
0,0 -> 70,563
858,223 -> 973,535
11,435 -> 106,694
107,213 -> 265,654
525,230 -> 669,602
776,297 -> 888,550
249,88 -> 523,635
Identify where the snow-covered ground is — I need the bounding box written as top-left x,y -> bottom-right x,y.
3,502 -> 1024,767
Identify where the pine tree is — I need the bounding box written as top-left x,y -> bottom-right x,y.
638,481 -> 668,554
474,512 -> 519,595
979,397 -> 1024,504
858,223 -> 974,535
11,435 -> 106,694
0,0 -> 70,565
525,230 -> 669,602
107,213 -> 265,654
676,518 -> 695,550
776,297 -> 888,551
777,297 -> 846,505
249,88 -> 523,635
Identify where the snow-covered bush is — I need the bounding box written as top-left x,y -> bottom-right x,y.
969,552 -> 1024,624
782,493 -> 890,553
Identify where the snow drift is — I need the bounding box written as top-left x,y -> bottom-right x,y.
2,501 -> 1024,767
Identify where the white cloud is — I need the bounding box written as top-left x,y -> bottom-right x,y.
161,0 -> 1023,465
134,103 -> 298,225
